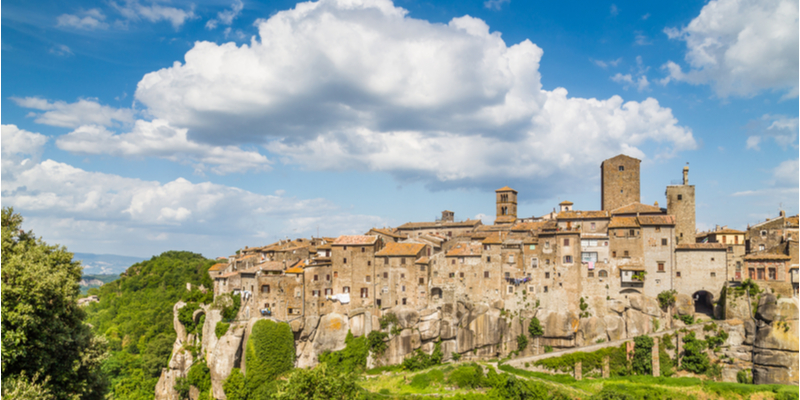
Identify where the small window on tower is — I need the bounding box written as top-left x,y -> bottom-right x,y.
677,194 -> 683,200
619,165 -> 624,171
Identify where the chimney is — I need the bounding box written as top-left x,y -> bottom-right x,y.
715,225 -> 720,231
683,166 -> 689,185
654,201 -> 658,207
780,210 -> 786,217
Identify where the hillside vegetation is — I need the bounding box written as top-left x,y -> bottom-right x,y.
83,251 -> 216,400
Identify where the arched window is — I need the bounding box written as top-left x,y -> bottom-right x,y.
618,165 -> 624,171
598,270 -> 608,278
431,287 -> 443,299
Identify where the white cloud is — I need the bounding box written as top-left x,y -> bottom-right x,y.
112,1 -> 196,29
55,119 -> 271,174
663,0 -> 798,98
610,4 -> 619,16
634,32 -> 651,46
11,97 -> 135,128
56,9 -> 109,30
746,135 -> 761,150
641,13 -> 650,20
1,125 -> 386,256
770,158 -> 799,188
1,124 -> 48,182
207,0 -> 244,29
50,44 -> 74,56
745,114 -> 799,150
592,57 -> 622,69
484,0 -> 510,10
132,0 -> 694,195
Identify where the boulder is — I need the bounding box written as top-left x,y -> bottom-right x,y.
753,365 -> 799,386
290,318 -> 305,333
201,307 -> 222,359
754,320 -> 799,352
604,314 -> 626,341
607,299 -> 627,315
754,348 -> 799,367
743,319 -> 756,345
441,339 -> 457,361
419,308 -> 438,319
757,295 -> 798,323
418,317 -> 441,341
209,325 -> 245,399
539,309 -> 579,339
440,319 -> 457,340
629,294 -> 661,317
300,315 -> 320,340
675,294 -> 694,316
722,320 -> 746,347
578,316 -> 607,346
491,299 -> 505,310
349,313 -> 367,337
624,309 -> 651,337
384,329 -> 421,365
394,307 -> 420,329
296,313 -> 350,369
154,368 -> 184,400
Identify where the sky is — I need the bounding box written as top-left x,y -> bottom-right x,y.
2,0 -> 798,259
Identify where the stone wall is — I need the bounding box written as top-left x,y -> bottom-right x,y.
666,184 -> 695,245
674,248 -> 727,302
601,154 -> 641,211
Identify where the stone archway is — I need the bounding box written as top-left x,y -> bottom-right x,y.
192,308 -> 206,325
693,290 -> 714,316
431,287 -> 443,299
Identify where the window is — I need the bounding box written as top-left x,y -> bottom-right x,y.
314,275 -> 319,281
545,241 -> 550,249
360,288 -> 369,298
401,258 -> 406,265
376,299 -> 382,307
487,256 -> 492,262
582,252 -> 598,263
564,255 -> 573,264
312,290 -> 320,297
343,257 -> 347,264
334,271 -> 339,278
710,272 -> 716,278
420,265 -> 426,272
532,258 -> 539,268
545,259 -> 550,265
419,278 -> 425,285
588,271 -> 594,278
545,272 -> 550,279
768,268 -> 776,280
761,230 -> 767,237
629,229 -> 635,236
657,262 -> 665,272
508,255 -> 515,263
749,268 -> 756,279
661,238 -> 667,246
508,286 -> 514,293
402,298 -> 407,305
383,272 -> 388,279
735,236 -> 739,244
400,274 -> 405,279
452,259 -> 456,265
564,238 -> 570,246
677,194 -> 682,200
401,285 -> 406,292
544,286 -> 548,293
591,222 -> 596,230
676,271 -> 681,278
722,236 -> 727,244
759,244 -> 765,251
655,226 -> 661,232
261,285 -> 270,294
367,261 -> 371,266
736,262 -> 742,271
326,274 -> 331,281
343,246 -> 347,251
625,250 -> 630,257
449,272 -> 455,278
459,272 -> 465,278
366,275 -> 371,282
343,286 -> 350,293
384,258 -> 389,265
711,257 -> 715,262
325,288 -> 333,295
484,271 -> 490,278
619,165 -> 624,171
612,251 -> 617,257
459,257 -> 464,264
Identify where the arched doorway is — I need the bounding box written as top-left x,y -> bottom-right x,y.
693,291 -> 714,316
431,287 -> 443,299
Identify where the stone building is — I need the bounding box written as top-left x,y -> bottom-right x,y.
375,242 -> 430,309
600,154 -> 641,211
666,166 -> 696,245
674,243 -> 727,315
697,227 -> 746,282
396,219 -> 482,239
495,186 -> 518,225
331,235 -> 380,310
747,211 -> 799,253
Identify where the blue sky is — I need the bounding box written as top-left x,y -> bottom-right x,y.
2,0 -> 798,258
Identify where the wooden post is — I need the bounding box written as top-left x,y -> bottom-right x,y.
575,361 -> 582,381
652,337 -> 660,377
626,341 -> 635,361
602,356 -> 610,378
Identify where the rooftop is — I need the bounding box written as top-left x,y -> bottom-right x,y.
637,215 -> 676,226
611,202 -> 664,215
333,235 -> 378,245
557,210 -> 609,220
376,242 -> 427,257
397,219 -> 482,230
208,263 -> 228,272
608,217 -> 640,228
446,243 -> 483,257
744,253 -> 791,261
676,243 -> 727,250
495,186 -> 517,192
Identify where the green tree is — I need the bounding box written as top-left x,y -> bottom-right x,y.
245,319 -> 295,394
223,369 -> 247,400
680,332 -> 710,374
631,335 -> 653,375
1,208 -> 108,400
272,363 -> 364,400
528,317 -> 544,337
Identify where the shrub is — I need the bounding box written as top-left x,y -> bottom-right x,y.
222,369 -> 246,400
448,363 -> 485,389
319,331 -> 368,373
367,330 -> 388,356
410,373 -> 432,389
517,334 -> 528,352
178,302 -> 200,331
174,377 -> 190,400
544,345 -> 553,353
221,294 -> 241,321
680,332 -> 710,374
379,313 -> 399,330
245,320 -> 295,395
632,336 -> 653,376
674,314 -> 694,325
528,317 -> 544,337
657,290 -> 677,310
451,352 -> 462,362
215,322 -> 230,339
402,341 -> 442,371
736,369 -> 752,384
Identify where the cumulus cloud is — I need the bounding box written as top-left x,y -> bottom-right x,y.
206,0 -> 244,29
55,119 -> 271,174
112,0 -> 196,29
131,0 -> 695,195
12,97 -> 135,128
56,9 -> 109,30
50,44 -> 74,56
744,114 -> 799,150
662,0 -> 798,98
1,125 -> 385,256
592,57 -> 622,69
484,0 -> 510,10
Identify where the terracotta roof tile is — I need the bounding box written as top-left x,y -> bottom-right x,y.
397,220 -> 482,230
284,265 -> 304,274
208,263 -> 228,271
637,215 -> 676,226
415,257 -> 430,264
608,217 -> 640,228
511,221 -> 547,231
559,200 -> 574,205
482,232 -> 506,245
255,261 -> 286,271
786,216 -> 799,227
744,253 -> 791,260
333,235 -> 378,245
611,202 -> 664,215
446,243 -> 482,257
376,242 -> 426,256
496,186 -> 516,192
557,210 -> 609,220
494,216 -> 517,224
219,271 -> 240,278
368,228 -> 408,239
676,243 -> 727,250
708,228 -> 745,235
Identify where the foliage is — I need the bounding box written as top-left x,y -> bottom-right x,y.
1,208 -> 108,400
402,341 -> 443,371
319,331 -> 368,372
187,361 -> 211,393
528,317 -> 544,337
516,334 -> 528,352
367,330 -> 388,356
245,319 -> 295,395
679,332 -> 709,374
657,290 -> 677,310
178,302 -> 201,331
534,344 -> 629,376
221,293 -> 242,321
215,322 -> 231,339
631,336 -> 653,375
674,314 -> 694,325
704,325 -> 729,349
448,363 -> 485,389
579,297 -> 591,318
272,363 -> 366,400
543,345 -> 553,353
174,377 -> 190,400
451,352 -> 462,361
738,279 -> 761,297
658,344 -> 674,378
223,369 -> 247,400
1,373 -> 55,400
379,313 -> 399,330
589,383 -> 690,400
736,369 -> 752,384
498,365 -> 576,384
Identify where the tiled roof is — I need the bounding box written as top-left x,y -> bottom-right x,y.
333,235 -> 378,245
239,254 -> 258,260
511,221 -> 547,232
559,200 -> 574,205
709,228 -> 745,235
415,257 -> 430,264
255,261 -> 286,271
786,216 -> 799,227
676,243 -> 727,250
744,253 -> 791,260
496,186 -> 517,192
208,263 -> 228,271
557,210 -> 609,220
284,265 -> 304,274
482,232 -> 506,245
494,216 -> 517,224
638,215 -> 676,226
397,220 -> 482,230
446,243 -> 483,257
608,217 -> 640,228
368,228 -> 407,239
317,243 -> 332,250
219,271 -> 240,278
376,242 -> 426,256
611,202 -> 664,215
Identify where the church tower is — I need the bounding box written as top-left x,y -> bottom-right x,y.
495,186 -> 518,225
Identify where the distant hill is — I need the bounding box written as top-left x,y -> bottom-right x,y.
79,274 -> 121,294
74,252 -> 147,275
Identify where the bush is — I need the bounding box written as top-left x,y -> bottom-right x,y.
657,290 -> 677,310
528,317 -> 544,337
379,313 -> 399,330
178,302 -> 201,331
448,363 -> 485,389
736,369 -> 752,384
215,322 -> 230,339
517,334 -> 528,353
451,352 -> 462,362
187,361 -> 211,393
680,332 -> 709,374
319,331 -> 368,373
272,363 -> 365,400
632,336 -> 653,375
222,369 -> 246,400
674,314 -> 694,325
544,345 -> 553,353
245,320 -> 295,395
367,330 -> 388,356
402,341 -> 443,371
221,294 -> 241,321
410,373 -> 432,389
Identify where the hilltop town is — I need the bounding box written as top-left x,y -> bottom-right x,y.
156,155 -> 799,398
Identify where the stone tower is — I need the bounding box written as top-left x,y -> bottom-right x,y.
495,186 -> 518,224
666,166 -> 696,245
601,154 -> 641,211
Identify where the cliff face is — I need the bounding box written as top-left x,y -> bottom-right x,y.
752,294 -> 799,385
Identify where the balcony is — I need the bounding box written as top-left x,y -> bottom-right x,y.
620,269 -> 645,288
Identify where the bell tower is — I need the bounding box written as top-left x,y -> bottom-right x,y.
495,186 -> 518,225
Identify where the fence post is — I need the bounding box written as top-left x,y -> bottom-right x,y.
575,361 -> 582,380
602,356 -> 610,378
652,337 -> 660,377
